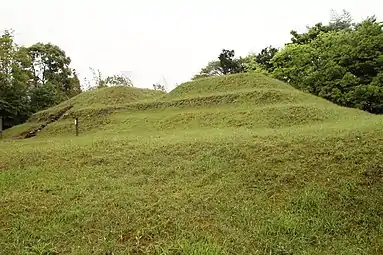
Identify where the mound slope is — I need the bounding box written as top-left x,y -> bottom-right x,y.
32,86 -> 165,121
3,86 -> 164,138
1,73 -> 383,254
169,73 -> 294,98
3,73 -> 373,139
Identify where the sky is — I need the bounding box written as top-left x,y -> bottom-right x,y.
1,0 -> 382,91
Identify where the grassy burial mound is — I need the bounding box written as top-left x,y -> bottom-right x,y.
1,73 -> 383,254
2,86 -> 165,139
3,73 -> 372,139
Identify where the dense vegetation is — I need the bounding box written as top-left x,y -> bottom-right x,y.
1,73 -> 383,254
0,34 -> 135,130
0,31 -> 81,129
193,10 -> 383,114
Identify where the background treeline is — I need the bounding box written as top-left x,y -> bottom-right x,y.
1,10 -> 382,129
0,32 -> 136,129
194,10 -> 383,114
0,31 -> 81,129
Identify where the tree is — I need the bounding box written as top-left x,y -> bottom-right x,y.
0,31 -> 31,128
27,43 -> 80,97
29,83 -> 61,113
290,23 -> 332,45
192,49 -> 244,80
153,83 -> 166,92
87,68 -> 105,89
272,16 -> 383,113
218,49 -> 244,74
192,61 -> 223,80
26,43 -> 81,112
104,74 -> 133,87
289,10 -> 353,45
0,30 -> 81,129
329,9 -> 354,31
255,46 -> 278,72
241,55 -> 271,74
86,68 -> 133,89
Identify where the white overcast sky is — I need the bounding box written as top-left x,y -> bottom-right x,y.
1,0 -> 382,90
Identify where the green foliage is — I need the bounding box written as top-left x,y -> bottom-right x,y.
241,55 -> 269,75
193,47 -> 278,81
290,23 -> 332,45
29,83 -> 63,113
218,49 -> 244,74
290,10 -> 353,45
0,31 -> 31,128
0,31 -> 81,129
272,16 -> 383,113
192,61 -> 223,80
153,83 -> 166,92
329,9 -> 354,30
193,49 -> 244,80
104,74 -> 133,87
241,55 -> 258,72
86,68 -> 133,89
255,46 -> 278,72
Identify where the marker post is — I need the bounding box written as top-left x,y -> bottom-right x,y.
75,117 -> 79,136
0,117 -> 3,140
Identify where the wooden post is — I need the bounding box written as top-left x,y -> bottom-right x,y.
75,117 -> 79,136
0,116 -> 3,140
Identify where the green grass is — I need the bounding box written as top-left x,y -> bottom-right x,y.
1,73 -> 383,254
29,86 -> 165,122
168,73 -> 294,97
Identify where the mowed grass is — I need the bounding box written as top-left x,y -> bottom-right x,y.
1,73 -> 383,254
29,86 -> 165,123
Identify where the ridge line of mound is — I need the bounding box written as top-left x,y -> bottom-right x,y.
169,73 -> 294,97
51,89 -> 314,121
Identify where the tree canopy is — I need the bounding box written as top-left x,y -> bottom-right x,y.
193,10 -> 383,114
273,16 -> 383,113
192,49 -> 244,80
0,31 -> 81,129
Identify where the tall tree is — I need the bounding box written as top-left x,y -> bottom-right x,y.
290,10 -> 353,45
272,16 -> 383,113
329,9 -> 354,31
0,31 -> 31,128
255,46 -> 278,72
26,43 -> 81,112
218,49 -> 244,74
0,31 -> 81,128
290,23 -> 332,45
27,43 -> 80,96
193,49 -> 244,80
192,61 -> 223,80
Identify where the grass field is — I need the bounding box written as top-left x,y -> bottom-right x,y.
1,73 -> 383,254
